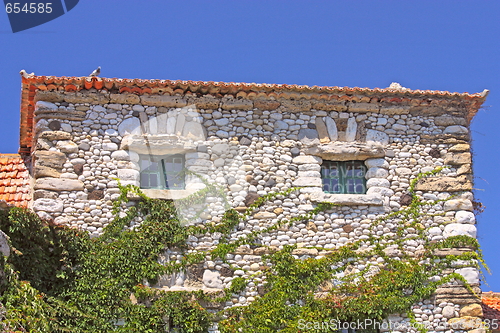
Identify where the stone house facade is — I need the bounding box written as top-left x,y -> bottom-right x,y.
15,74 -> 489,331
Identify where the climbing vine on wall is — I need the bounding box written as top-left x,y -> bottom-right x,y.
0,168 -> 487,332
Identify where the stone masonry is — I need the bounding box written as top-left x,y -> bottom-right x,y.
19,75 -> 488,332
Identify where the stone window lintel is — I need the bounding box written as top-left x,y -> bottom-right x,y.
309,191 -> 383,206
304,142 -> 386,161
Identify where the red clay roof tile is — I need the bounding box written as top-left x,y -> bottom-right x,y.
0,154 -> 31,208
483,293 -> 500,322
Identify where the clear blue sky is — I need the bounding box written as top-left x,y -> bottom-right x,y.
0,1 -> 499,291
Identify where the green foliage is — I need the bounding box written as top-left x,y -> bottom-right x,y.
0,256 -> 58,332
0,168 -> 487,332
0,208 -> 90,296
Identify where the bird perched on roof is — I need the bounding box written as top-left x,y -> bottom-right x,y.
89,66 -> 101,77
19,69 -> 35,78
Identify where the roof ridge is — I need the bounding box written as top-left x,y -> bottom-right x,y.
22,74 -> 489,99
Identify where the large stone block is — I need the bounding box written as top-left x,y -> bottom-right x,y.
435,115 -> 467,126
254,212 -> 277,219
365,167 -> 389,179
102,142 -> 119,151
366,178 -> 390,188
409,106 -> 446,117
455,210 -> 476,224
324,117 -> 338,141
156,113 -> 168,134
366,186 -> 394,197
280,99 -> 312,112
34,178 -> 84,192
33,190 -> 58,200
34,165 -> 60,178
347,102 -> 379,113
448,316 -> 483,330
175,113 -> 186,135
292,248 -> 319,256
35,101 -> 58,112
364,158 -> 389,169
298,164 -> 321,172
315,117 -> 330,143
121,135 -> 196,156
457,164 -> 472,176
444,152 -> 471,165
33,198 -> 64,212
435,284 -> 481,305
211,143 -> 230,156
345,117 -> 357,142
442,305 -> 456,318
292,177 -> 322,187
443,223 -> 477,238
444,125 -> 469,135
166,116 -> 176,134
455,268 -> 479,284
420,133 -> 469,144
189,96 -> 220,110
35,151 -> 67,171
292,156 -> 322,164
415,175 -> 472,192
460,303 -> 483,317
379,105 -> 411,115
311,99 -> 347,111
35,106 -> 86,121
109,93 -> 140,104
35,91 -> 65,103
56,140 -> 78,153
148,116 -> 158,134
221,99 -> 253,111
304,142 -> 385,161
63,91 -> 110,105
449,143 -> 470,152
140,95 -> 187,108
443,199 -> 473,211
39,131 -> 72,141
432,248 -> 474,257
253,99 -> 280,110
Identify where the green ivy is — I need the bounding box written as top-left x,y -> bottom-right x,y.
0,168 -> 487,332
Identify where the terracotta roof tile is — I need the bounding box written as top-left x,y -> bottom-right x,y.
0,154 -> 31,208
483,292 -> 500,321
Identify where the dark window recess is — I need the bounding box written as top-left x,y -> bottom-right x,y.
139,154 -> 185,190
321,161 -> 367,194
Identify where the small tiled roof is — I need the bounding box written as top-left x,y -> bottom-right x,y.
19,74 -> 488,154
0,154 -> 31,208
483,292 -> 500,321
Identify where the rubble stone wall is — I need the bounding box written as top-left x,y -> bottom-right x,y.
30,89 -> 481,332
